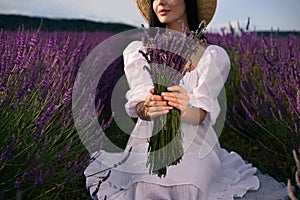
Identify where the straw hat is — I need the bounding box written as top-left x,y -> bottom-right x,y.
134,0 -> 217,25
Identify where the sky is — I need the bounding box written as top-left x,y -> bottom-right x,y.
0,0 -> 300,32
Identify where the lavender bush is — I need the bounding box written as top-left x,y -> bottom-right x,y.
207,30 -> 300,180
0,27 -> 116,199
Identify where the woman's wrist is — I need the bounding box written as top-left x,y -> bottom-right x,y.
136,101 -> 151,121
181,107 -> 206,125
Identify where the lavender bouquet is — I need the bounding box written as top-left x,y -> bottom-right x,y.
139,24 -> 205,177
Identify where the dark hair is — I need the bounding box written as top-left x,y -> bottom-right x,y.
149,0 -> 200,32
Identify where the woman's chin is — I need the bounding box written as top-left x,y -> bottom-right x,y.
157,17 -> 173,24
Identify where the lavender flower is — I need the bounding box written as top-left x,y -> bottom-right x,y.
240,100 -> 254,121
1,137 -> 16,163
57,143 -> 71,161
14,180 -> 21,189
297,89 -> 300,113
29,29 -> 40,48
10,103 -> 17,110
61,88 -> 72,106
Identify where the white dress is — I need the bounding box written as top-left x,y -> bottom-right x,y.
84,41 -> 260,200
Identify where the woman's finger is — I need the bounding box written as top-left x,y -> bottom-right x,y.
144,95 -> 172,110
145,95 -> 164,106
167,85 -> 185,93
149,88 -> 155,94
147,105 -> 172,112
161,91 -> 189,101
145,103 -> 172,118
147,109 -> 169,118
145,100 -> 171,108
166,101 -> 182,110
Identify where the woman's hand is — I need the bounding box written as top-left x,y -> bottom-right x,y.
161,86 -> 190,116
143,88 -> 173,119
161,85 -> 206,124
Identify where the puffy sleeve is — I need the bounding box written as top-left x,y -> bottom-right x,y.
123,41 -> 154,118
189,45 -> 230,125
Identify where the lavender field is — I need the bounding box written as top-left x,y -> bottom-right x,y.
0,27 -> 299,199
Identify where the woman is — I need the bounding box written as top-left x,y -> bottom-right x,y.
85,0 -> 260,199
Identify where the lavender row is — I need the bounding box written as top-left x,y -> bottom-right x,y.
207,31 -> 300,178
0,28 -> 116,199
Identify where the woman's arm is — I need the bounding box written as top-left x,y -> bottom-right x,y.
181,106 -> 206,125
135,101 -> 150,121
123,41 -> 154,118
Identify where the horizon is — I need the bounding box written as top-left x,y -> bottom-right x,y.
1,12 -> 299,33
0,0 -> 299,32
